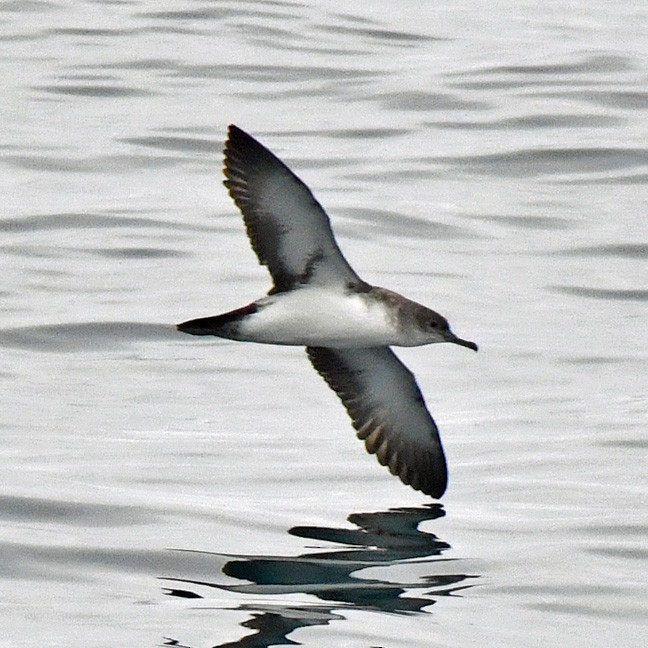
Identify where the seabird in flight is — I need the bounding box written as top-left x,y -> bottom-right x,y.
178,125 -> 477,498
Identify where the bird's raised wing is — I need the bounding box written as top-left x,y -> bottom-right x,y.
224,125 -> 365,294
307,346 -> 448,498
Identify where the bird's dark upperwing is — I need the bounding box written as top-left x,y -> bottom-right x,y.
307,346 -> 448,498
224,125 -> 365,294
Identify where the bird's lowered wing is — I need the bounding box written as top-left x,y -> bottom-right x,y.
307,346 -> 448,498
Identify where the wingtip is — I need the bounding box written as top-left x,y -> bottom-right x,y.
224,125 -> 264,163
428,481 -> 447,500
226,124 -> 249,143
224,124 -> 241,151
408,463 -> 448,500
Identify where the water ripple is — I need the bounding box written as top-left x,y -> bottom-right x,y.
557,243 -> 648,259
121,136 -> 218,154
1,321 -> 176,352
426,147 -> 648,177
430,114 -> 622,130
0,212 -> 202,233
0,495 -> 159,527
549,286 -> 648,302
34,84 -> 154,98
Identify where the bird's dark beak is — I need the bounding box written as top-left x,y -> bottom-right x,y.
446,331 -> 478,351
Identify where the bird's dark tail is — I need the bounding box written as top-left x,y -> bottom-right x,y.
176,302 -> 257,338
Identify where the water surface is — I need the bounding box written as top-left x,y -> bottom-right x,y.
1,1 -> 647,646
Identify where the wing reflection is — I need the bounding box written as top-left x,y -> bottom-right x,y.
162,504 -> 477,647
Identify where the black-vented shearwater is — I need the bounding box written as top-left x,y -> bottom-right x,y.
178,125 -> 477,498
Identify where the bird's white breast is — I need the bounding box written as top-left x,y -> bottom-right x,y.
236,288 -> 404,347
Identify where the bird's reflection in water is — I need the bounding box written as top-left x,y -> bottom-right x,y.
163,504 -> 477,647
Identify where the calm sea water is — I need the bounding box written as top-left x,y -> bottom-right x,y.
1,2 -> 647,646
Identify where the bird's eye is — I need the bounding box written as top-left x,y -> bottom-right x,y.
429,321 -> 438,328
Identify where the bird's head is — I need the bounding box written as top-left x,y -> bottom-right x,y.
415,307 -> 478,351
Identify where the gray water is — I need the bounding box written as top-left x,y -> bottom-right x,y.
1,2 -> 647,646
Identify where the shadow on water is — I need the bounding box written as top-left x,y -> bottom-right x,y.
162,504 -> 477,647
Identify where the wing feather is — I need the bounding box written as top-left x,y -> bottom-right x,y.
307,346 -> 448,498
224,125 -> 365,293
